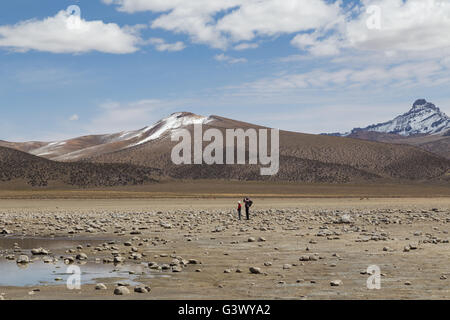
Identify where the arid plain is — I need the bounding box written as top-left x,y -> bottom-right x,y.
0,184 -> 449,300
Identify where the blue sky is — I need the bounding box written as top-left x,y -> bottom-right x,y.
1,0 -> 449,141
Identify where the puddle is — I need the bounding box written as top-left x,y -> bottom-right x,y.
0,259 -> 167,287
0,236 -> 107,251
0,236 -> 169,287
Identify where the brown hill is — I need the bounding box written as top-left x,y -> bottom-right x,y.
348,131 -> 450,160
2,113 -> 449,184
0,140 -> 48,153
0,146 -> 161,187
0,112 -> 208,162
88,115 -> 450,183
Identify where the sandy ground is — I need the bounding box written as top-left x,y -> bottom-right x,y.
0,197 -> 449,300
1,180 -> 450,199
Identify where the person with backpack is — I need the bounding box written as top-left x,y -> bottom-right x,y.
237,201 -> 242,220
243,197 -> 253,220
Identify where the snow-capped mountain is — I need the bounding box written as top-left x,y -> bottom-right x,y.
343,99 -> 450,137
0,112 -> 213,161
128,112 -> 211,148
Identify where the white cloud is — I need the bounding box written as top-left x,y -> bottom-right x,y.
292,0 -> 450,59
214,53 -> 247,64
69,114 -> 79,121
192,1 -> 450,102
234,42 -> 259,51
100,0 -> 450,62
234,60 -> 449,94
103,0 -> 342,49
216,0 -> 341,42
0,10 -> 142,54
147,38 -> 185,52
345,0 -> 450,55
103,0 -> 240,48
291,33 -> 341,56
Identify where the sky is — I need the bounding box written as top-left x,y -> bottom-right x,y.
1,0 -> 450,141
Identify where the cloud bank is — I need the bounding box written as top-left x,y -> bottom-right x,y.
0,9 -> 141,54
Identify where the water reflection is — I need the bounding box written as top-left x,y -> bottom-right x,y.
0,236 -> 168,287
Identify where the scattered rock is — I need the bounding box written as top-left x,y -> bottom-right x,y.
76,253 -> 88,260
330,280 -> 343,287
409,243 -> 418,250
134,285 -> 150,293
31,248 -> 49,255
114,286 -> 131,295
299,255 -> 310,261
114,256 -> 125,263
172,266 -> 183,272
16,255 -> 29,264
337,214 -> 352,224
249,267 -> 262,274
95,283 -> 107,290
188,259 -> 200,265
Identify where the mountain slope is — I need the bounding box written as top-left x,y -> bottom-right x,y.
0,146 -> 161,187
324,99 -> 450,159
88,115 -> 450,182
1,112 -> 449,184
347,130 -> 450,160
0,112 -> 210,162
339,99 -> 449,137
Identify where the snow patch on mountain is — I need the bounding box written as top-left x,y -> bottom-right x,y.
32,141 -> 67,157
130,112 -> 211,147
25,112 -> 213,160
334,99 -> 449,137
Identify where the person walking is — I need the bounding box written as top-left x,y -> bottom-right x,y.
237,201 -> 242,220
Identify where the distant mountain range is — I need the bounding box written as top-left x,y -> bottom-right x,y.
328,99 -> 449,137
1,109 -> 449,187
324,99 -> 450,160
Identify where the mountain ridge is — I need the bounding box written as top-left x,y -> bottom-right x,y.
1,110 -> 449,186
0,112 -> 212,162
87,115 -> 450,182
330,99 -> 450,137
322,99 -> 450,159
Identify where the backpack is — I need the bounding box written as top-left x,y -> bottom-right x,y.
248,200 -> 253,207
